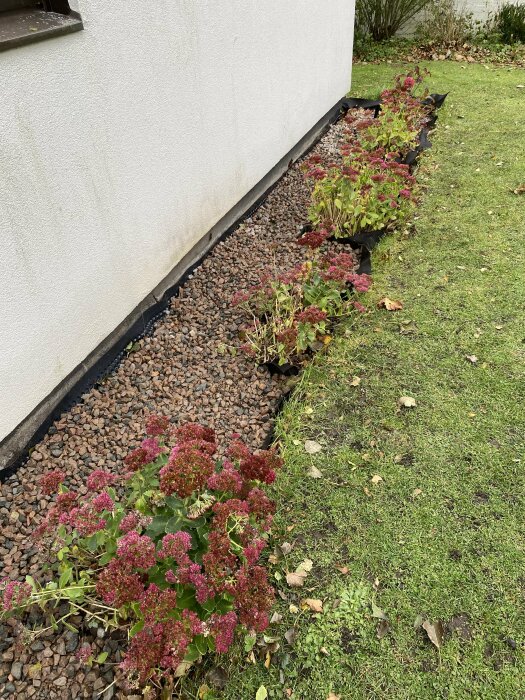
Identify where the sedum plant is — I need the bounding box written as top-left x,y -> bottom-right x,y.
305,71 -> 428,239
306,149 -> 417,239
1,417 -> 281,690
233,243 -> 370,367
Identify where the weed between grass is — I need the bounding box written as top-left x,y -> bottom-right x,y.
187,62 -> 525,700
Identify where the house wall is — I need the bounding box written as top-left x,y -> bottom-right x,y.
0,0 -> 355,443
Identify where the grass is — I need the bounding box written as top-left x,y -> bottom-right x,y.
215,62 -> 525,699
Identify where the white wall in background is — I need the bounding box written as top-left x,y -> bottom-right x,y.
401,0 -> 505,35
0,0 -> 355,441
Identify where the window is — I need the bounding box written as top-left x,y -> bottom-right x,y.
0,0 -> 82,52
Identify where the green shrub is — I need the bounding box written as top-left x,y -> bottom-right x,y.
493,2 -> 525,43
356,0 -> 433,40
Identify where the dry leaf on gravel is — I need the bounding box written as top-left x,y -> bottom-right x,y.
398,396 -> 416,408
422,619 -> 444,649
307,465 -> 323,479
303,598 -> 323,613
304,440 -> 322,454
377,297 -> 404,311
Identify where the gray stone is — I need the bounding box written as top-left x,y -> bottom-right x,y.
10,661 -> 22,680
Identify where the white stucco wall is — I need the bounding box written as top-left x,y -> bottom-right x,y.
0,0 -> 355,442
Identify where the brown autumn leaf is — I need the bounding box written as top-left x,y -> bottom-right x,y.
336,565 -> 349,575
371,474 -> 383,485
303,598 -> 323,613
512,184 -> 525,194
285,571 -> 307,587
377,297 -> 404,311
422,619 -> 444,649
280,542 -> 293,556
286,559 -> 312,587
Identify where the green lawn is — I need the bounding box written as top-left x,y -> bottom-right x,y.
218,62 -> 525,700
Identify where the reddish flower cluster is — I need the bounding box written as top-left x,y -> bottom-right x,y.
1,579 -> 32,611
66,503 -> 106,536
145,414 -> 170,436
228,439 -> 282,485
207,460 -> 243,495
92,491 -> 114,513
297,227 -> 330,249
40,469 -> 65,495
210,611 -> 238,653
119,511 -> 152,533
159,441 -> 215,498
296,306 -> 328,325
234,566 -> 274,632
86,469 -> 117,491
116,531 -> 156,570
96,559 -> 144,608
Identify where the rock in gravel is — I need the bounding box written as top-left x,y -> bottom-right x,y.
10,660 -> 23,680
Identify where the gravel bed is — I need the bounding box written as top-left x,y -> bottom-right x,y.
0,117 -> 356,699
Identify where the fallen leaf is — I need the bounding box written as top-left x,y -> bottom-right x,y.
268,554 -> 278,565
377,297 -> 404,311
284,627 -> 297,645
422,619 -> 444,649
371,602 -> 387,620
327,694 -> 341,700
399,396 -> 416,408
336,565 -> 349,575
371,474 -> 383,485
377,619 -> 390,639
286,558 -> 312,587
280,542 -> 293,556
289,604 -> 299,614
307,465 -> 323,479
298,559 -> 313,573
304,440 -> 322,454
270,612 -> 283,624
320,646 -> 329,655
512,184 -> 525,195
350,376 -> 361,386
256,686 -> 268,700
303,598 -> 323,613
285,571 -> 307,587
304,406 -> 314,415
264,651 -> 271,669
465,354 -> 478,364
412,488 -> 423,498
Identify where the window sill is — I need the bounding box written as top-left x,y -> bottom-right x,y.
0,8 -> 83,52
